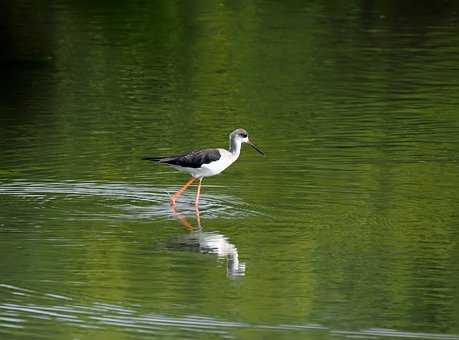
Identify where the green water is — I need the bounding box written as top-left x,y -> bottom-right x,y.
1,1 -> 459,339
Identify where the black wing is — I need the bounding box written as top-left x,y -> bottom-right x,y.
143,149 -> 221,169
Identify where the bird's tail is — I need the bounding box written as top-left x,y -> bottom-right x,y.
142,156 -> 164,163
143,153 -> 184,163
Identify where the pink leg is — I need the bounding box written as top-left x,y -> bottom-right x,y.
195,178 -> 203,226
195,178 -> 203,207
170,177 -> 196,206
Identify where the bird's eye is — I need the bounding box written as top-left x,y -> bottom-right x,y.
240,133 -> 247,138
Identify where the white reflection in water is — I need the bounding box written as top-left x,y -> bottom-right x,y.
169,207 -> 246,278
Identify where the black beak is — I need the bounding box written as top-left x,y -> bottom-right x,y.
247,139 -> 265,156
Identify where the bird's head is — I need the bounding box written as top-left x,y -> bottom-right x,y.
230,128 -> 265,156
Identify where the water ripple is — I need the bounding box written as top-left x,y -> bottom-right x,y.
0,180 -> 263,220
0,284 -> 458,339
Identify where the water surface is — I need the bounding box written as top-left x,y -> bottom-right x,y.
1,1 -> 459,338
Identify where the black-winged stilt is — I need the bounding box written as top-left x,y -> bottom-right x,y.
143,128 -> 264,208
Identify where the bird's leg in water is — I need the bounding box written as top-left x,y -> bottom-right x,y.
171,205 -> 193,231
170,177 -> 196,206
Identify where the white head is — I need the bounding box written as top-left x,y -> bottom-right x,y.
229,128 -> 264,155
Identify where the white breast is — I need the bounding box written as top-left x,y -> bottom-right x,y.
200,149 -> 237,177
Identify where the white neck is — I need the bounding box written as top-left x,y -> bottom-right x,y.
229,137 -> 242,157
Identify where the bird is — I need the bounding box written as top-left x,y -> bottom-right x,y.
143,128 -> 264,208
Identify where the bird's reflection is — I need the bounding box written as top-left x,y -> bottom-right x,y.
169,205 -> 246,278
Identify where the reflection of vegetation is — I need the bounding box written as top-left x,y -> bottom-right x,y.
1,0 -> 459,338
